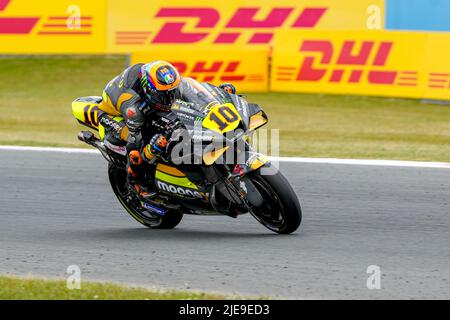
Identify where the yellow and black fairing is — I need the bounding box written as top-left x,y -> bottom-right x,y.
169,80 -> 270,172
154,163 -> 210,203
167,82 -> 270,213
72,99 -> 208,200
72,96 -> 102,130
198,87 -> 270,172
71,96 -> 128,142
234,99 -> 270,174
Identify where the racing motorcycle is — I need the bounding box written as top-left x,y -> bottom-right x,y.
71,79 -> 302,234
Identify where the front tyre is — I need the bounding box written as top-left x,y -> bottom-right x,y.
248,165 -> 302,234
108,164 -> 183,229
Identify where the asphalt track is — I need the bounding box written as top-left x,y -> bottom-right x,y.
0,150 -> 449,299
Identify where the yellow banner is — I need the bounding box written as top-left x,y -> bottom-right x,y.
108,0 -> 384,53
0,0 -> 106,53
0,0 -> 384,54
131,49 -> 269,92
271,30 -> 441,99
423,33 -> 450,101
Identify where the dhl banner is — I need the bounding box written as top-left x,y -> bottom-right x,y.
271,30 -> 450,100
424,33 -> 450,100
131,49 -> 269,92
0,0 -> 106,53
108,0 -> 384,53
0,0 -> 384,54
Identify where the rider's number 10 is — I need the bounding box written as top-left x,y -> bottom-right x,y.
209,106 -> 240,131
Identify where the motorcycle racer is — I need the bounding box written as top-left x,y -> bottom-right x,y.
97,60 -> 236,201
72,66 -> 302,234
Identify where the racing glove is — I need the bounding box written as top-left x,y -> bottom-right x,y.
143,133 -> 168,163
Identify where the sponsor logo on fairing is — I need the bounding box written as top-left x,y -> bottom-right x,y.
176,112 -> 195,121
156,181 -> 205,199
100,117 -> 122,133
194,116 -> 204,123
192,134 -> 215,142
142,202 -> 166,216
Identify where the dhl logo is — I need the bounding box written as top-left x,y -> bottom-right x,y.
115,7 -> 327,45
276,40 -> 419,87
427,73 -> 450,89
0,0 -> 93,36
170,60 -> 265,83
0,0 -> 38,34
38,15 -> 93,36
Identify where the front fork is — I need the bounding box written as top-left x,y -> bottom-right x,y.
205,150 -> 268,213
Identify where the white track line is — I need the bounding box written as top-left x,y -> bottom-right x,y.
268,156 -> 450,169
0,145 -> 99,154
1,145 -> 450,169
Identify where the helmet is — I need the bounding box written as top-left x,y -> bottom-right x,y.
139,61 -> 181,111
219,83 -> 236,94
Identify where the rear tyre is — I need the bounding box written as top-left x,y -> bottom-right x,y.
108,164 -> 183,229
248,165 -> 302,234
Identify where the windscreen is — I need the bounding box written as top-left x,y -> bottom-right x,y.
178,78 -> 228,113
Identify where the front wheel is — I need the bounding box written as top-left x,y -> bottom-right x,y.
108,164 -> 183,229
248,165 -> 302,234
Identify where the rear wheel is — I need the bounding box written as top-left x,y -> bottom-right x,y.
108,164 -> 183,229
248,165 -> 302,234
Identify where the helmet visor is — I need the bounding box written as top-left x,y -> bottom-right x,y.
149,89 -> 176,109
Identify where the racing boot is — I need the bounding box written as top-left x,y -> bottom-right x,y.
127,165 -> 157,202
126,149 -> 158,202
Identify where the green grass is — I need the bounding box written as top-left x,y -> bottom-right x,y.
0,55 -> 126,148
1,55 -> 450,161
0,275 -> 228,300
250,93 -> 450,162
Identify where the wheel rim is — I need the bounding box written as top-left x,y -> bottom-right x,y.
249,178 -> 286,232
113,168 -> 162,227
